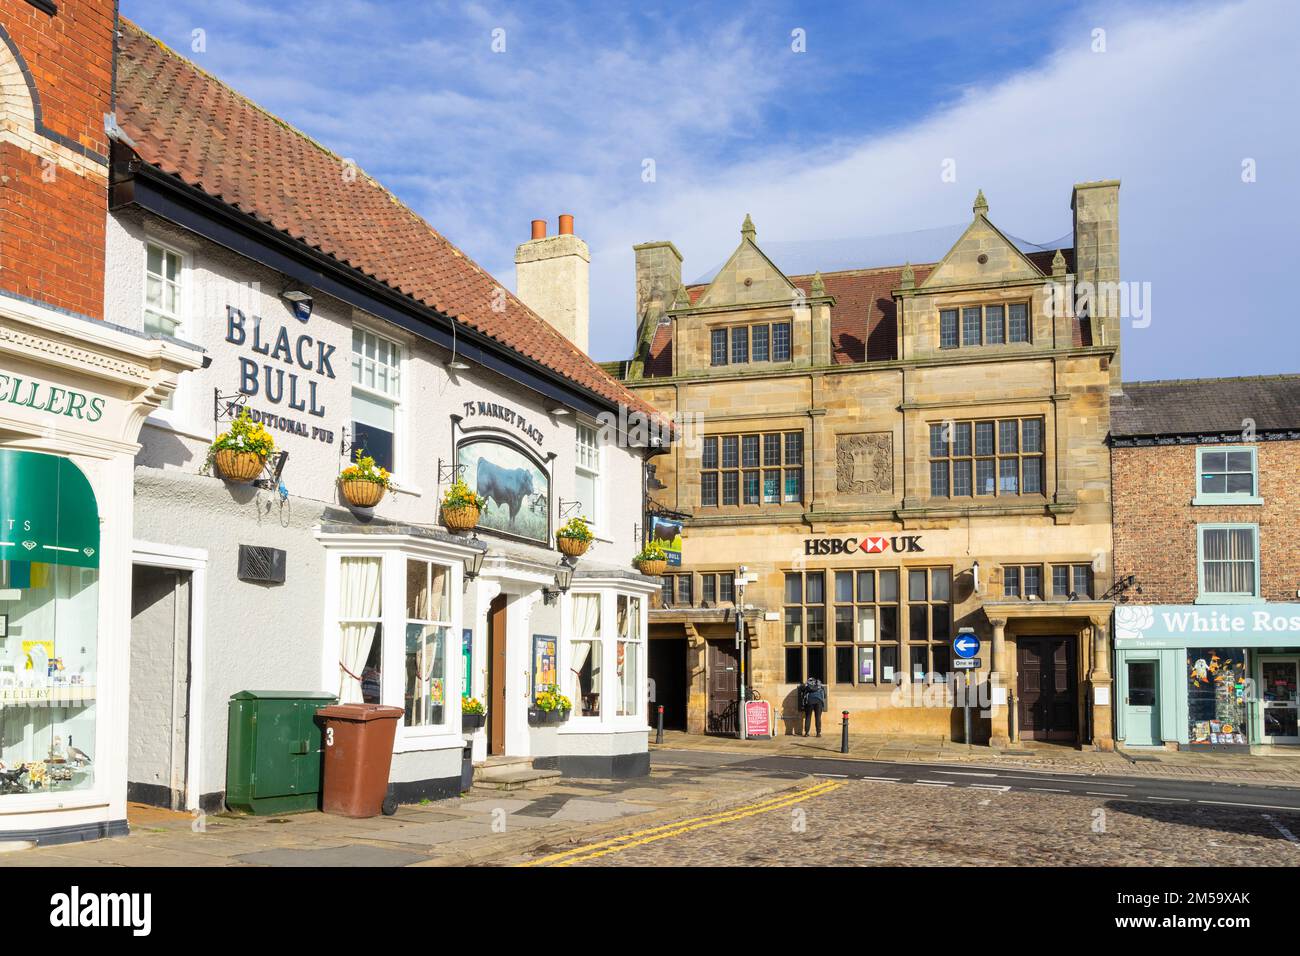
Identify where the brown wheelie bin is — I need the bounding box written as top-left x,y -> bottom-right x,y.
316,704 -> 403,817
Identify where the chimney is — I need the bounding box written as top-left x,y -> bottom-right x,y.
1071,180 -> 1122,392
515,214 -> 590,353
0,0 -> 116,319
633,241 -> 683,328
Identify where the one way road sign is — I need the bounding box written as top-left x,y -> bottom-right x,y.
953,633 -> 981,659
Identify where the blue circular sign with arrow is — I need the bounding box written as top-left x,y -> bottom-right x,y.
953,632 -> 981,659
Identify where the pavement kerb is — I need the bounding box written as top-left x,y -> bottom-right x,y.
647,741 -> 1300,790
414,773 -> 816,867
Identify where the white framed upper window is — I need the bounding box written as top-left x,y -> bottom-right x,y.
574,421 -> 602,528
144,240 -> 188,413
144,241 -> 185,337
351,327 -> 403,475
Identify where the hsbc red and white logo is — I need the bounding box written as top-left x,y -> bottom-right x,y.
803,535 -> 924,557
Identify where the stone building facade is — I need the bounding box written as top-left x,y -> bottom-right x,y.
1110,376 -> 1300,751
612,185 -> 1122,748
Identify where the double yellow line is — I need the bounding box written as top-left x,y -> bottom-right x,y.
519,779 -> 843,867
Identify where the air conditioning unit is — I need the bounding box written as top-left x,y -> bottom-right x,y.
238,545 -> 286,585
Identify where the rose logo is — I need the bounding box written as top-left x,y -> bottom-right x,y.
1114,605 -> 1154,640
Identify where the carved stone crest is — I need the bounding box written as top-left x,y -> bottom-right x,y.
836,433 -> 893,495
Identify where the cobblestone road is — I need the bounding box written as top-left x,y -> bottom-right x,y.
517,779 -> 1300,867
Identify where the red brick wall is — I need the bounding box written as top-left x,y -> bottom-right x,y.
1112,441 -> 1300,604
0,0 -> 115,319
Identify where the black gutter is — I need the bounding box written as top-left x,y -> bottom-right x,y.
111,155 -> 663,443
1108,430 -> 1300,447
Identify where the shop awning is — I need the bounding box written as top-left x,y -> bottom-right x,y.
0,449 -> 99,569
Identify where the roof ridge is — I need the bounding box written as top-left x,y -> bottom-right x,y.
117,17 -> 450,246
1121,373 -> 1300,388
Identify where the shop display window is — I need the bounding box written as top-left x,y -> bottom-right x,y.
1186,647 -> 1248,747
0,451 -> 100,798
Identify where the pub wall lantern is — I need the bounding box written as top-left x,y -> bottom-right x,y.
463,547 -> 485,585
543,561 -> 575,605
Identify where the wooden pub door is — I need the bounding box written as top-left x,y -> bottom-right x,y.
488,594 -> 508,755
1016,637 -> 1077,742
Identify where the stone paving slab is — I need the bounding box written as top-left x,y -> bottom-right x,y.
0,764 -> 812,868
234,845 -> 430,867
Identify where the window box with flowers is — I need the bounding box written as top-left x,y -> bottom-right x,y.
207,409 -> 274,483
339,451 -> 391,508
634,542 -> 668,577
556,516 -> 593,558
461,696 -> 486,731
440,478 -> 485,534
528,685 -> 571,725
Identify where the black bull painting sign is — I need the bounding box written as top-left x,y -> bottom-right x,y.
458,438 -> 550,544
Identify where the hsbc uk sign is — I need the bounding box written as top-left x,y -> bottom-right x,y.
803,535 -> 925,557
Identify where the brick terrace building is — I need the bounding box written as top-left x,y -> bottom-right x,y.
0,0 -> 201,844
612,186 -> 1123,748
1110,375 -> 1300,751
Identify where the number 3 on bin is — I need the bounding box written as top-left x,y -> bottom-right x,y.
326,727 -> 334,747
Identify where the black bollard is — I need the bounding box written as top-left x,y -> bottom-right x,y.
655,705 -> 664,745
840,710 -> 850,754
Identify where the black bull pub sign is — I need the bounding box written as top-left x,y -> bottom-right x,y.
803,534 -> 925,556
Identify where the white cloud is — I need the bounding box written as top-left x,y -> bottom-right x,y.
568,0 -> 1299,377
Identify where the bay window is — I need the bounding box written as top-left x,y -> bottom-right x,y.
571,593 -> 602,717
338,556 -> 383,704
404,559 -> 450,728
617,596 -> 642,716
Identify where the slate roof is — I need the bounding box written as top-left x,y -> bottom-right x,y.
638,247 -> 1084,374
112,19 -> 658,420
1111,374 -> 1300,438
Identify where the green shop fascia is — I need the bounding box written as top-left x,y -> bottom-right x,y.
1114,604 -> 1300,751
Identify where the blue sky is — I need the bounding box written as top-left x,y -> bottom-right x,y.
121,0 -> 1300,380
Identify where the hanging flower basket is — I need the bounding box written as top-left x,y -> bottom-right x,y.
207,409 -> 275,484
556,516 -> 593,558
441,503 -> 480,534
634,542 -> 668,577
558,536 -> 590,558
341,479 -> 385,508
213,449 -> 266,483
338,451 -> 391,508
637,558 -> 667,577
441,478 -> 485,534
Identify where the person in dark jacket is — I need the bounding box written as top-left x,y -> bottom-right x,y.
800,677 -> 827,737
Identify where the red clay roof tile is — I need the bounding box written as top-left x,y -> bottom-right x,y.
113,18 -> 659,420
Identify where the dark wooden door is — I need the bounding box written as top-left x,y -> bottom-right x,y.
488,595 -> 508,755
647,638 -> 688,730
706,640 -> 740,735
1017,638 -> 1076,741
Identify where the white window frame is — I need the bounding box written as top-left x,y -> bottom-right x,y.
402,556 -> 454,734
1196,523 -> 1261,604
574,420 -> 603,531
561,588 -> 650,732
350,324 -> 408,485
320,538 -> 467,754
142,238 -> 192,428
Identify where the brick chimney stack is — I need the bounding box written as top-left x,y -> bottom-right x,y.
0,0 -> 116,319
515,214 -> 590,353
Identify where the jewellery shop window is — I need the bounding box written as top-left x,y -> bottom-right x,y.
405,558 -> 450,729
0,450 -> 100,798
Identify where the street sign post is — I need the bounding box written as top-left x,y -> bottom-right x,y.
954,629 -> 981,746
